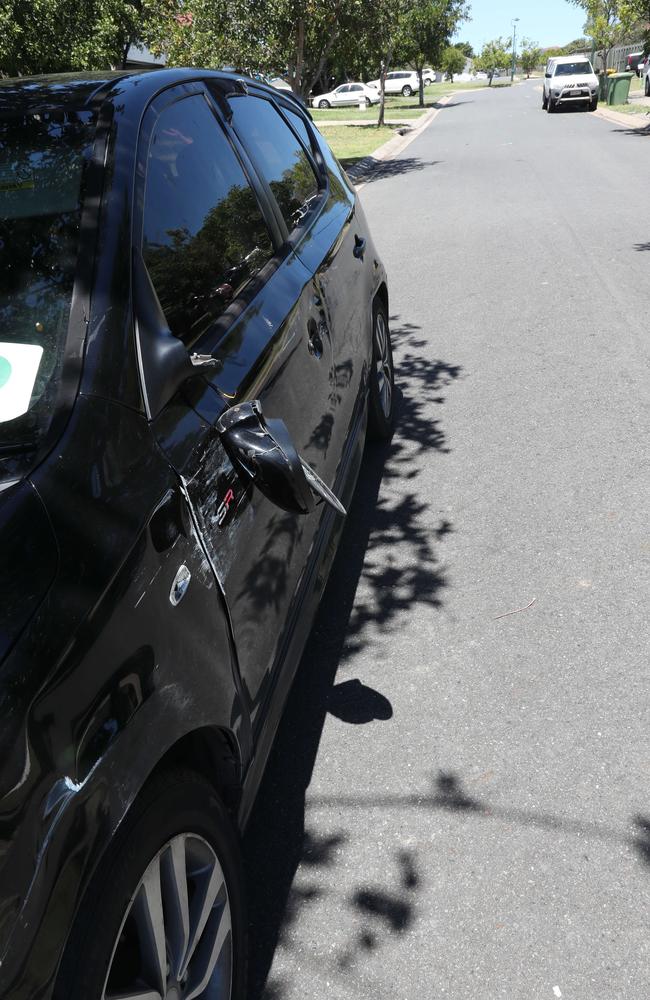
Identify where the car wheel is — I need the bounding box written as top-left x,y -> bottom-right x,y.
54,769 -> 246,1000
402,85 -> 413,97
645,77 -> 650,96
547,97 -> 555,113
367,299 -> 395,441
542,91 -> 548,109
365,97 -> 372,107
589,96 -> 598,111
318,99 -> 330,109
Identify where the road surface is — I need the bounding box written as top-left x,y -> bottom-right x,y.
244,79 -> 650,1000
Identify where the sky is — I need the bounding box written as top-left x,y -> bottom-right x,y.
456,0 -> 587,53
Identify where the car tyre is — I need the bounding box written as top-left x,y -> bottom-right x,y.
547,97 -> 556,113
402,85 -> 413,97
54,769 -> 246,1000
365,96 -> 372,107
589,96 -> 598,111
367,299 -> 395,441
645,76 -> 650,96
542,91 -> 548,109
318,99 -> 330,109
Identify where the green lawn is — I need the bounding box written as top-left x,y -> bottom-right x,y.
316,123 -> 402,169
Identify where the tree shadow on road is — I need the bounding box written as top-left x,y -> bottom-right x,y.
347,155 -> 442,183
243,317 -> 463,998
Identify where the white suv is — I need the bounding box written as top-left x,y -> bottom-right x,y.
366,71 -> 420,96
543,56 -> 598,112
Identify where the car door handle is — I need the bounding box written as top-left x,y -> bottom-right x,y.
353,235 -> 366,260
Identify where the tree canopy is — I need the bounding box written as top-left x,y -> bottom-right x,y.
474,37 -> 512,84
441,45 -> 466,81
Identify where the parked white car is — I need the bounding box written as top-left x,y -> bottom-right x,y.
542,55 -> 598,112
366,70 -> 421,96
311,82 -> 379,109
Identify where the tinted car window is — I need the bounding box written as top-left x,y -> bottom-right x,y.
283,107 -> 315,155
142,94 -> 274,346
230,95 -> 320,233
0,110 -> 94,463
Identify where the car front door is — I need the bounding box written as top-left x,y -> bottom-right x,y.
333,84 -> 351,105
136,84 -> 340,730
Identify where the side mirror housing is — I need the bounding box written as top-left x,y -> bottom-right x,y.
217,400 -> 345,516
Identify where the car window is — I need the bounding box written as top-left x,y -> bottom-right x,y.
283,107 -> 316,154
350,85 -> 362,92
0,109 -> 94,456
142,94 -> 274,347
337,85 -> 349,93
554,62 -> 591,76
229,95 -> 321,234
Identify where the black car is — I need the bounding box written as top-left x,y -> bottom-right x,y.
0,69 -> 393,999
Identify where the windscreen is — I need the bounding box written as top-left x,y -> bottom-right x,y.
554,62 -> 592,76
0,109 -> 94,474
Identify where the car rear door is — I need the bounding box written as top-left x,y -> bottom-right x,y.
136,83 -> 341,730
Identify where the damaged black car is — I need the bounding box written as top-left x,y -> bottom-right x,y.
0,68 -> 394,999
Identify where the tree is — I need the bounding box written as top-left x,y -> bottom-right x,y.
519,37 -> 542,77
570,0 -> 640,89
0,0 -> 162,75
396,0 -> 469,106
441,44 -> 466,81
474,36 -> 512,84
456,40 -> 474,57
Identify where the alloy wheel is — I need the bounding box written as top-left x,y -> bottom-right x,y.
374,309 -> 393,418
102,834 -> 232,1000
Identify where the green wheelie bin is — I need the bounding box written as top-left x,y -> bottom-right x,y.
607,71 -> 634,105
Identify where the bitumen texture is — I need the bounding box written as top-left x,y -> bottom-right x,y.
243,79 -> 650,1000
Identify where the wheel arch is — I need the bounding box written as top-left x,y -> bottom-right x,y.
374,280 -> 389,318
147,724 -> 243,814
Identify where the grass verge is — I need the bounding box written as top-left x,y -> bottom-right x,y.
309,81 -> 488,122
603,101 -> 650,116
316,123 -> 402,168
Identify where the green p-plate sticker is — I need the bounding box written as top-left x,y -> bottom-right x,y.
0,355 -> 11,390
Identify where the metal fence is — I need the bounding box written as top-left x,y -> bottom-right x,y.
575,41 -> 644,72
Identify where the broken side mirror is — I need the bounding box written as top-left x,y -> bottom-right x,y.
217,400 -> 346,516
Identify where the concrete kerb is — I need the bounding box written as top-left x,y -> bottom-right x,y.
594,105 -> 650,129
344,96 -> 453,188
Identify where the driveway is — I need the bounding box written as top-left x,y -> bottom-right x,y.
244,80 -> 650,1000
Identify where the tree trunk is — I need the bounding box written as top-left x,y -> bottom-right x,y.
293,18 -> 305,96
417,66 -> 424,107
377,50 -> 392,126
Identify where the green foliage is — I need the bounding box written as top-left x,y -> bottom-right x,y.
474,36 -> 512,83
455,40 -> 474,58
0,0 -> 161,75
441,45 -> 466,80
569,0 -> 641,67
395,0 -> 469,105
519,37 -> 542,76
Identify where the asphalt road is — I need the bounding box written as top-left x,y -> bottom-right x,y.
244,80 -> 650,1000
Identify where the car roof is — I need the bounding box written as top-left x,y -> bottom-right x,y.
0,68 -> 293,115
